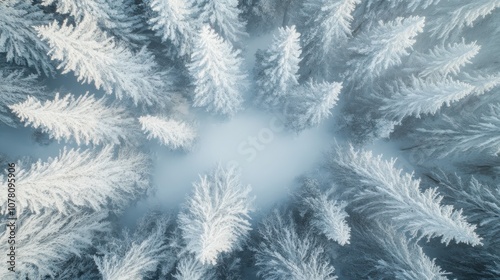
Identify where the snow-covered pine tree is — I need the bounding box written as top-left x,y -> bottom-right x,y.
94,214 -> 170,280
380,77 -> 475,122
413,105 -> 500,159
299,0 -> 360,76
0,211 -> 109,280
462,71 -> 500,96
349,16 -> 425,80
41,0 -> 147,46
0,70 -> 45,127
371,224 -> 450,279
173,255 -> 215,280
8,146 -> 149,214
328,144 -> 482,246
0,0 -> 54,76
253,210 -> 338,280
148,0 -> 197,57
428,173 -> 500,278
178,165 -> 253,265
300,180 -> 351,245
188,26 -> 246,116
139,115 -> 196,149
431,0 -> 500,39
286,81 -> 342,132
195,0 -> 247,44
254,25 -> 301,108
36,18 -> 168,106
415,40 -> 480,79
10,93 -> 135,145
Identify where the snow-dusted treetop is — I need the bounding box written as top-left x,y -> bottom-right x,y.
329,144 -> 482,246
0,0 -> 54,76
139,115 -> 196,149
42,0 -> 146,45
253,210 -> 338,280
8,146 -> 149,214
350,16 -> 425,78
188,25 -> 246,116
10,92 -> 135,145
36,18 -> 169,106
148,0 -> 196,57
94,216 -> 170,280
416,40 -> 480,79
255,25 -> 301,107
178,164 -> 253,265
286,81 -> 342,131
300,0 -> 360,68
380,77 -> 474,121
0,70 -> 45,127
196,0 -> 248,44
0,211 -> 109,280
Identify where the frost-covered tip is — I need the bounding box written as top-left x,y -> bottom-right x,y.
329,144 -> 482,246
350,16 -> 425,77
11,146 -> 149,214
9,92 -> 134,145
287,81 -> 342,131
304,195 -> 351,245
253,211 -> 338,280
188,25 -> 246,116
255,25 -> 301,107
380,77 -> 474,121
36,18 -> 167,106
139,115 -> 196,149
417,39 -> 480,78
148,0 -> 195,57
178,164 -> 253,265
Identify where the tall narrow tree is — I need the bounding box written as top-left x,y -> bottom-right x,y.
255,26 -> 301,108
10,93 -> 135,145
36,19 -> 168,106
196,0 -> 247,44
178,165 -> 253,265
188,26 -> 246,116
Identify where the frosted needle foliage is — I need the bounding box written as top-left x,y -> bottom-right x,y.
329,144 -> 482,246
178,165 -> 253,265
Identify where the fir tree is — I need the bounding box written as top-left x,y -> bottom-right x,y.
380,77 -> 474,122
0,0 -> 54,76
0,211 -> 109,279
300,183 -> 351,245
300,0 -> 360,75
173,255 -> 215,280
253,210 -> 338,280
431,0 -> 500,39
9,146 -> 149,214
94,215 -> 170,280
148,0 -> 196,57
286,81 -> 342,131
188,26 -> 246,116
36,18 -> 168,106
416,40 -> 480,79
371,224 -> 450,279
178,165 -> 253,265
10,93 -> 136,145
42,0 -> 147,45
349,16 -> 425,80
328,144 -> 482,246
196,0 -> 247,44
255,25 -> 301,108
413,105 -> 500,158
0,70 -> 45,127
139,115 -> 196,149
